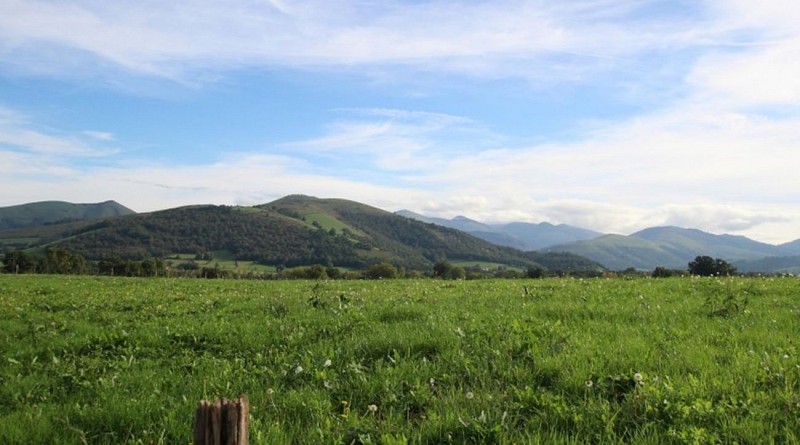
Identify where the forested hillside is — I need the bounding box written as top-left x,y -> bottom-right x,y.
9,195 -> 601,273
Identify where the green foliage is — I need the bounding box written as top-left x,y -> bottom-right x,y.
689,255 -> 738,276
2,250 -> 37,273
652,266 -> 674,277
2,276 -> 798,443
702,278 -> 751,317
526,265 -> 544,279
364,262 -> 399,279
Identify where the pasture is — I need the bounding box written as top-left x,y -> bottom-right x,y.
0,275 -> 798,444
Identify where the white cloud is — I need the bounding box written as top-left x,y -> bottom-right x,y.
688,37 -> 800,107
281,108 -> 494,173
83,130 -> 115,141
0,0 -> 724,84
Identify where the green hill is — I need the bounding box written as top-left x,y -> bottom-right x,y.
547,226 -> 792,271
0,200 -> 134,230
7,195 -> 602,273
735,256 -> 800,274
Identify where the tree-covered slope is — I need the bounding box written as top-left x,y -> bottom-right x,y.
42,195 -> 601,272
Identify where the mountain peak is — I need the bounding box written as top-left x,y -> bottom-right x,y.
0,200 -> 135,231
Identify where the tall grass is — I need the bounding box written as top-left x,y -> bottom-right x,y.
0,275 -> 798,443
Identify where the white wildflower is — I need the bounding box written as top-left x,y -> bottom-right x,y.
466,392 -> 474,400
323,359 -> 332,367
294,365 -> 304,375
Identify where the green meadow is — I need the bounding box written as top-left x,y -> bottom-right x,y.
0,275 -> 798,444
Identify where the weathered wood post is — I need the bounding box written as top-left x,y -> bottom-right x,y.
193,395 -> 249,445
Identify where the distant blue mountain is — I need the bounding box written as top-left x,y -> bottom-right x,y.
395,210 -> 602,251
395,213 -> 800,273
547,226 -> 800,272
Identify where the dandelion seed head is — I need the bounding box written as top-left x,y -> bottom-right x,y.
368,404 -> 378,412
585,380 -> 593,388
466,392 -> 474,399
633,372 -> 643,382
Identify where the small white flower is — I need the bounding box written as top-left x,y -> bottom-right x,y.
783,354 -> 790,360
294,365 -> 304,375
429,378 -> 435,386
266,388 -> 274,395
323,359 -> 332,367
466,391 -> 474,400
368,404 -> 378,413
585,380 -> 593,388
633,373 -> 643,383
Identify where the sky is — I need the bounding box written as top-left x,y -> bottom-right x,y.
1,0 -> 799,244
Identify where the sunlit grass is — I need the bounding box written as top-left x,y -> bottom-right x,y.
0,276 -> 798,443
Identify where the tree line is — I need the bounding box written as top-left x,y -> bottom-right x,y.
2,248 -> 166,277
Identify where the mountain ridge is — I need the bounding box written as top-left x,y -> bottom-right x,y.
395,211 -> 800,273
3,198 -> 798,273
395,210 -> 602,250
1,196 -> 602,273
547,226 -> 799,271
0,200 -> 135,231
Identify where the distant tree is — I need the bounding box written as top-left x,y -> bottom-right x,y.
526,265 -> 544,279
651,266 -> 673,278
365,262 -> 398,279
433,260 -> 453,278
325,266 -> 342,279
446,266 -> 466,280
688,256 -> 737,276
2,250 -> 36,274
42,247 -> 87,275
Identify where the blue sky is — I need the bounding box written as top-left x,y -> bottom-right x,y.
1,0 -> 799,243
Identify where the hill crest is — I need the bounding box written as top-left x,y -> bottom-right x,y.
0,200 -> 135,231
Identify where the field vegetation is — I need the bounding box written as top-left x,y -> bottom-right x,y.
1,275 -> 798,444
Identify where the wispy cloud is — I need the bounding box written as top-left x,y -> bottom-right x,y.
83,130 -> 115,141
0,105 -> 118,174
0,0 -> 733,85
281,108 -> 497,174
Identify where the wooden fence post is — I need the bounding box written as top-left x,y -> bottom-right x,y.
193,395 -> 249,445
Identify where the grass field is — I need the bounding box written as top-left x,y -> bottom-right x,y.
1,275 -> 798,444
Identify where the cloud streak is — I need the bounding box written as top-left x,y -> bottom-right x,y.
0,0 -> 738,85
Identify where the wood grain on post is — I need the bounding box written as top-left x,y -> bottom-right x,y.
193,395 -> 249,445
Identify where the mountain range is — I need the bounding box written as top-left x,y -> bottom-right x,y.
0,196 -> 599,273
396,211 -> 800,273
2,198 -> 799,274
396,210 -> 602,250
